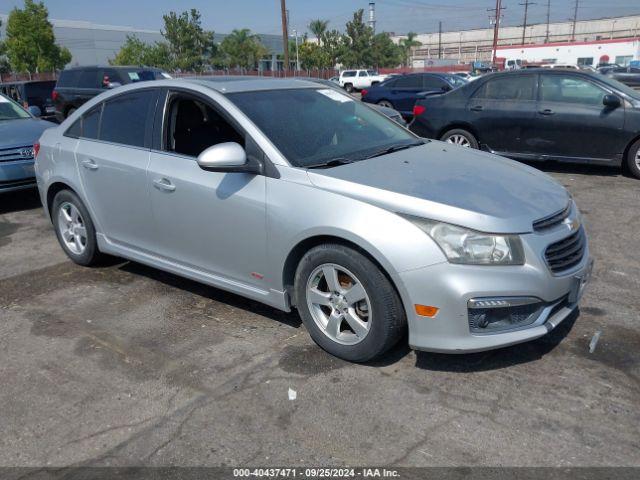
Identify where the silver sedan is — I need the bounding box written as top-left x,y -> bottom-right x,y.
35,77 -> 593,362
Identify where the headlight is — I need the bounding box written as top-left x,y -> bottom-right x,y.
401,215 -> 525,265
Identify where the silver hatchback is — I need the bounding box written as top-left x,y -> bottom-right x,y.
35,78 -> 593,362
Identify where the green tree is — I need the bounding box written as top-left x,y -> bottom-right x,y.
219,29 -> 268,70
4,0 -> 71,74
308,19 -> 329,46
321,29 -> 345,69
161,9 -> 215,72
0,19 -> 10,74
298,41 -> 330,70
370,33 -> 402,68
110,35 -> 171,69
339,9 -> 373,68
399,32 -> 422,67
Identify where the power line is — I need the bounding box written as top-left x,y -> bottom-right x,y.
519,0 -> 536,45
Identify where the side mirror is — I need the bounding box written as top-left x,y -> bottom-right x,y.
197,142 -> 261,174
603,94 -> 621,108
28,105 -> 42,117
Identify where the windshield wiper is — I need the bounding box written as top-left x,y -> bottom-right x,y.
305,158 -> 355,169
363,141 -> 425,160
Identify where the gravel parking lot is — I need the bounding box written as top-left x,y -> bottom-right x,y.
0,162 -> 639,468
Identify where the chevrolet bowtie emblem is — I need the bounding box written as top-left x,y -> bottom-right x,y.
563,217 -> 580,232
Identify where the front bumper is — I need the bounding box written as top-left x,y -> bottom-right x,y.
394,236 -> 592,353
0,160 -> 37,193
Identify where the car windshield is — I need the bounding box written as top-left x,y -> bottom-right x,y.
597,74 -> 640,101
227,88 -> 419,168
0,95 -> 31,120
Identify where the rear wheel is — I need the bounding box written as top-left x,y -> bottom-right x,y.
344,83 -> 354,93
377,100 -> 394,109
52,190 -> 103,266
625,138 -> 640,179
441,128 -> 478,149
294,244 -> 406,362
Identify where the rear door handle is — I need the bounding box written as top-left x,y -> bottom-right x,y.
153,178 -> 176,192
470,105 -> 483,111
81,158 -> 98,170
538,109 -> 555,116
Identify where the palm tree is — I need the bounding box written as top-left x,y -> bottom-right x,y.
400,32 -> 421,67
308,19 -> 329,46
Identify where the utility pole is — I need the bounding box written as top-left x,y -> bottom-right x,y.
519,0 -> 536,45
545,0 -> 551,43
280,0 -> 290,72
438,21 -> 442,59
488,0 -> 505,66
570,0 -> 579,42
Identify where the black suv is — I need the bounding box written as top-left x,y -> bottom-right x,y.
0,80 -> 57,121
53,66 -> 170,122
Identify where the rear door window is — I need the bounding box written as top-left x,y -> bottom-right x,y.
423,76 -> 447,90
57,70 -> 81,88
99,89 -> 158,148
77,69 -> 99,89
394,75 -> 422,88
473,75 -> 536,101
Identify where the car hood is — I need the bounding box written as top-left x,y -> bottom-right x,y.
307,141 -> 570,233
0,118 -> 56,148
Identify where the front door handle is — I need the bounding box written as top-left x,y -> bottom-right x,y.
81,158 -> 98,170
153,178 -> 176,192
470,105 -> 483,112
538,109 -> 555,116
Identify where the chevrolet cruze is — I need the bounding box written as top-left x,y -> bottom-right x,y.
35,77 -> 593,362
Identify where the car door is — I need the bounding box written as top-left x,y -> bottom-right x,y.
388,75 -> 424,115
465,73 -> 538,155
532,73 -> 626,161
146,89 -> 267,286
75,88 -> 159,248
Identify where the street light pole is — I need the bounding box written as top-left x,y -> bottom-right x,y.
293,29 -> 300,71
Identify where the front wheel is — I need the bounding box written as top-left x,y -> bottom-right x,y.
625,138 -> 640,179
441,128 -> 478,149
377,100 -> 394,109
52,190 -> 103,266
294,244 -> 406,362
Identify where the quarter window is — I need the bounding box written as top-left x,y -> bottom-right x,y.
100,90 -> 157,148
540,75 -> 606,105
473,75 -> 536,101
82,105 -> 101,140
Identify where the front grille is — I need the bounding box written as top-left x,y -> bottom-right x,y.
533,203 -> 571,232
0,145 -> 35,163
544,227 -> 585,274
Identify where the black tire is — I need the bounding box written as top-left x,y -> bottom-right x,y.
625,138 -> 640,179
344,83 -> 354,93
377,100 -> 394,109
440,128 -> 479,149
294,244 -> 406,362
52,189 -> 103,266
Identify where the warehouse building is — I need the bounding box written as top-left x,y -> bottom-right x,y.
396,14 -> 640,66
0,14 -> 283,68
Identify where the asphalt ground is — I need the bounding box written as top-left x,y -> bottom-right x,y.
0,161 -> 638,469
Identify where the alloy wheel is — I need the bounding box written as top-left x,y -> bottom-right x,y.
306,263 -> 372,345
57,202 -> 87,255
635,149 -> 640,169
446,134 -> 471,147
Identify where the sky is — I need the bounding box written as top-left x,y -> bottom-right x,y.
2,0 -> 640,36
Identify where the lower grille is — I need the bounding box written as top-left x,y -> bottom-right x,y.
0,145 -> 35,163
544,227 -> 585,274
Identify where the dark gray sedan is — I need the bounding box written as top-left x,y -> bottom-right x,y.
0,93 -> 56,193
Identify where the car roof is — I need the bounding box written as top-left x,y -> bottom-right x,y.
61,65 -> 164,71
183,76 -> 322,93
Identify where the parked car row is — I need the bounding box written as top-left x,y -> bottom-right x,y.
408,69 -> 640,178
0,80 -> 57,121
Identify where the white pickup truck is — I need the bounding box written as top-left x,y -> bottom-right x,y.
339,69 -> 389,92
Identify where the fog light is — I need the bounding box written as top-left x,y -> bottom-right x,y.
468,297 -> 544,334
